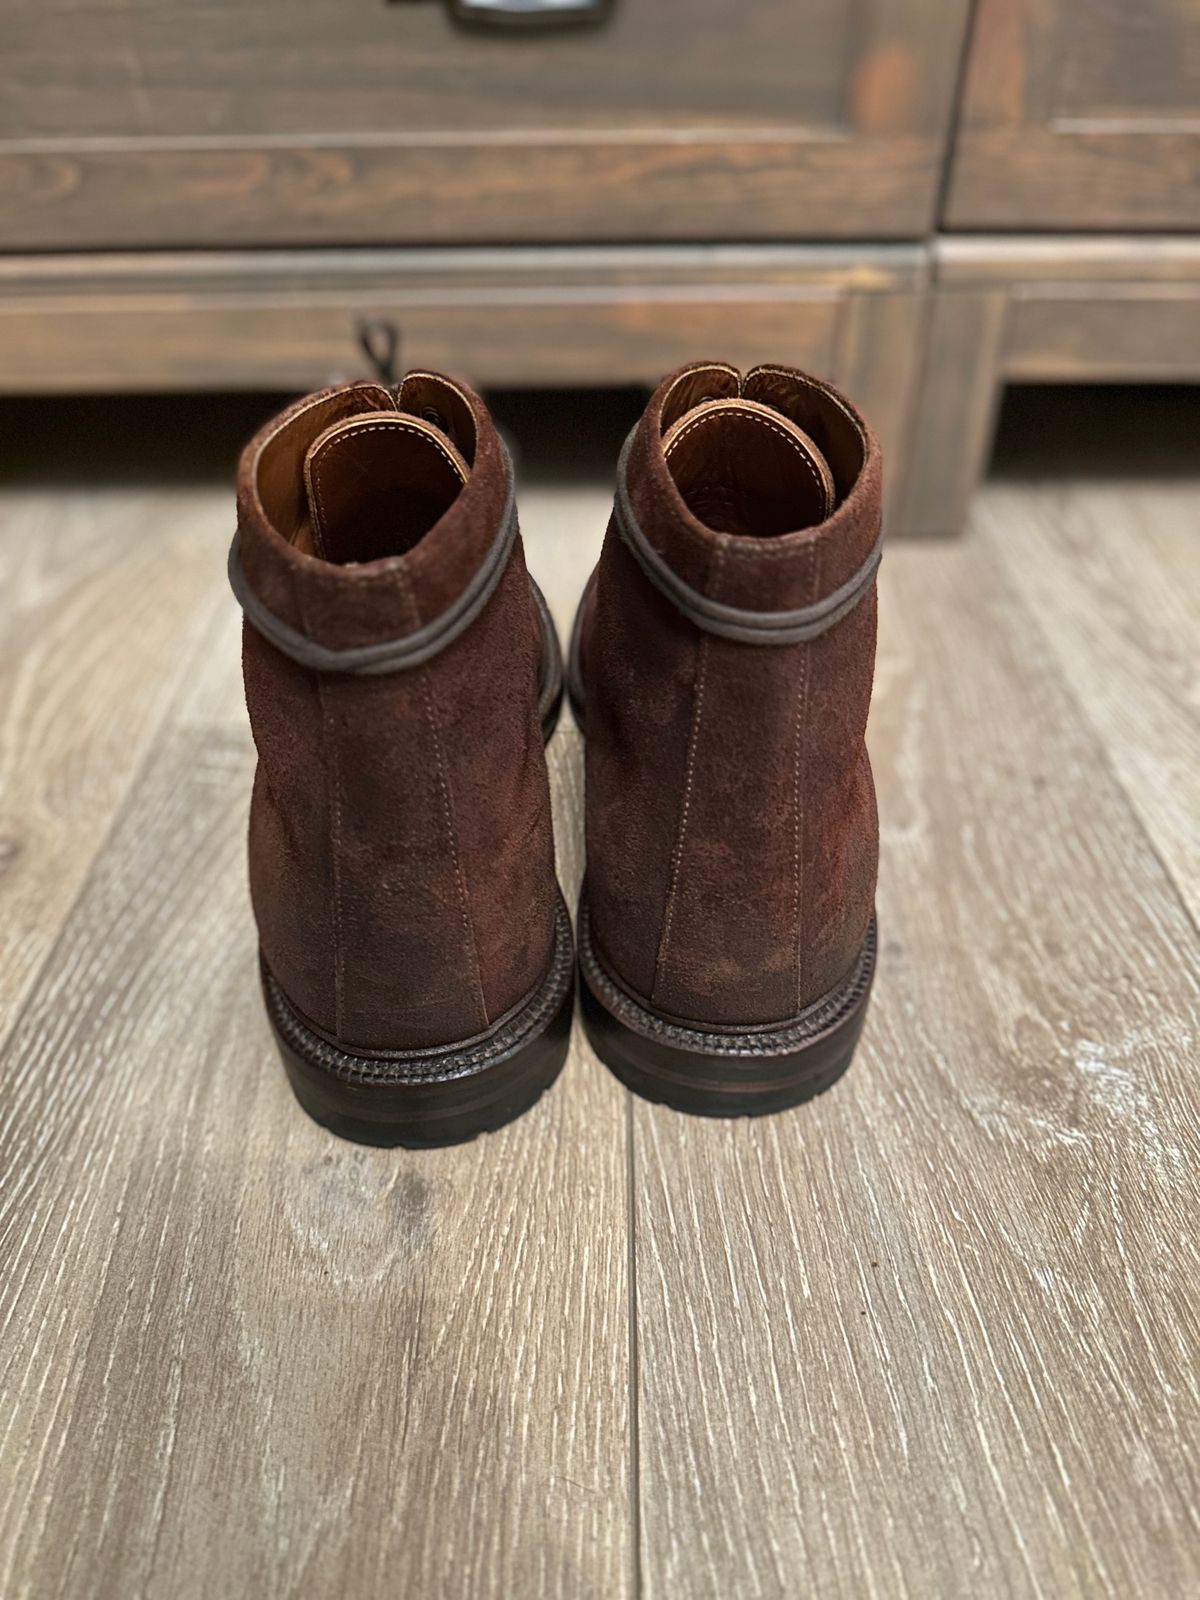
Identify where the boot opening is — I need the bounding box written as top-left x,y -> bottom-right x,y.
301,413 -> 470,565
250,375 -> 475,564
662,398 -> 835,538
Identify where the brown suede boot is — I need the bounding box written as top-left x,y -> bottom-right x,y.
569,363 -> 879,1115
230,372 -> 573,1145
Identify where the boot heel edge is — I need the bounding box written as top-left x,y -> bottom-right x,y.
578,901 -> 875,1117
263,894 -> 575,1147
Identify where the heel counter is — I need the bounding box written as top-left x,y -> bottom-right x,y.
648,623 -> 877,1027
302,667 -> 490,1053
647,632 -> 813,1027
245,621 -> 490,1052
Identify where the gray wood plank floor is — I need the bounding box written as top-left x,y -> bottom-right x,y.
1,388 -> 1197,1599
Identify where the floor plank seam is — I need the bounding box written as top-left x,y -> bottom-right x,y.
0,591 -> 234,1066
970,522 -> 1200,945
626,1089 -> 643,1600
0,721 -> 250,1089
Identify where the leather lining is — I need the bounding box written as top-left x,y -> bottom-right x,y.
662,398 -> 836,535
303,412 -> 470,564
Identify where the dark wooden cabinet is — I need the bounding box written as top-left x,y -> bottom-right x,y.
946,0 -> 1200,230
899,238 -> 1200,534
2,0 -> 970,248
0,242 -> 927,522
1,0 -> 1198,536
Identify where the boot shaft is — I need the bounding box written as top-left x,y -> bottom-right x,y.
235,374 -> 558,1054
579,363 -> 880,1028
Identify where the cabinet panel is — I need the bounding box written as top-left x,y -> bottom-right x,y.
946,0 -> 1200,229
897,237 -> 1200,537
0,243 -> 926,518
0,0 -> 971,246
0,244 -> 922,386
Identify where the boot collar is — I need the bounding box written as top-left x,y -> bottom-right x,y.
621,362 -> 883,622
231,373 -> 514,665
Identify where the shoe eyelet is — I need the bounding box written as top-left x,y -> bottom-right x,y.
421,406 -> 448,432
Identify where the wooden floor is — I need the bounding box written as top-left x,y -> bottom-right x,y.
1,387 -> 1198,1599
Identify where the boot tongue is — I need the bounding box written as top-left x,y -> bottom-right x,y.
662,397 -> 835,537
302,411 -> 470,564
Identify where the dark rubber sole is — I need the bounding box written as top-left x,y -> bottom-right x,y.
263,894 -> 575,1147
578,895 -> 875,1117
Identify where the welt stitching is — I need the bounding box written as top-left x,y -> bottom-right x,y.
401,567 -> 489,1033
263,899 -> 573,1085
652,541 -> 722,1005
582,906 -> 876,1058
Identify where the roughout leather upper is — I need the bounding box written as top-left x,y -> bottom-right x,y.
236,374 -> 557,1052
578,362 -> 880,1027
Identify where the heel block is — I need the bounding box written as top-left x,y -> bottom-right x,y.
263,893 -> 574,1146
578,900 -> 875,1117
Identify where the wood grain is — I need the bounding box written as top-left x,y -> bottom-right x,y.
831,287 -> 927,527
0,488 -> 229,1049
4,441 -> 1200,1598
0,137 -> 943,251
947,129 -> 1200,232
981,477 -> 1200,925
938,236 -> 1200,285
1,0 -> 959,143
0,284 -> 840,396
1003,287 -> 1200,382
631,535 -> 1200,1597
0,244 -> 923,396
895,287 -> 1008,537
0,0 -> 971,246
898,237 -> 1200,534
946,0 -> 1200,228
0,705 -> 633,1599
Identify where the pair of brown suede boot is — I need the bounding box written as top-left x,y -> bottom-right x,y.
230,362 -> 880,1146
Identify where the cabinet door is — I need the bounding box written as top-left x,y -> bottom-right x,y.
946,0 -> 1200,229
1,0 -> 970,248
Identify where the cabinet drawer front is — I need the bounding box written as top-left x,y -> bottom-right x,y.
0,243 -> 926,517
946,0 -> 1200,229
2,0 -> 970,246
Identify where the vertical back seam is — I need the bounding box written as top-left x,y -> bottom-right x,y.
400,568 -> 489,1033
652,541 -> 724,1006
794,540 -> 819,1013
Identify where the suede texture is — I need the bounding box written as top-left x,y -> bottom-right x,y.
579,362 -> 880,1027
237,376 -> 556,1052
